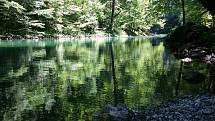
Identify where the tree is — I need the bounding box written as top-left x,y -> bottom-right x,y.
0,0 -> 28,35
181,0 -> 185,25
0,0 -> 214,36
110,0 -> 116,35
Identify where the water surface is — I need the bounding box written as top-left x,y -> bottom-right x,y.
0,37 -> 211,121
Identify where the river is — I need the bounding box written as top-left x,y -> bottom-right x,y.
0,37 -> 211,121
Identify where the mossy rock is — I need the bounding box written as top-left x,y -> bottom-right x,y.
164,22 -> 214,60
165,22 -> 209,51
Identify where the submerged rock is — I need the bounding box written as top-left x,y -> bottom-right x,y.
93,104 -> 136,121
182,71 -> 205,84
151,38 -> 161,46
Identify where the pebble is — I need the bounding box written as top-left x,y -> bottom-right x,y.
94,95 -> 215,121
141,95 -> 215,121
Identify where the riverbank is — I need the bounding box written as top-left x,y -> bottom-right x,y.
0,29 -> 164,41
94,95 -> 215,121
0,34 -> 166,42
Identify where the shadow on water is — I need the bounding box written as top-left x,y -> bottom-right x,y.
0,37 -> 214,120
109,41 -> 119,106
150,37 -> 161,46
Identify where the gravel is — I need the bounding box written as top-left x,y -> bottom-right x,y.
140,95 -> 215,121
94,95 -> 215,121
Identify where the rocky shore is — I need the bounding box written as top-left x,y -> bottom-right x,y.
94,95 -> 215,121
0,34 -> 108,41
141,95 -> 215,121
0,35 -> 45,40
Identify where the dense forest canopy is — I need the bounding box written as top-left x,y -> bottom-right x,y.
0,0 -> 214,36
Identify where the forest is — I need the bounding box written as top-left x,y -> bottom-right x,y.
0,0 -> 214,37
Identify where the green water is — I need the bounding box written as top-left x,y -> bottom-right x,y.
0,37 -> 211,121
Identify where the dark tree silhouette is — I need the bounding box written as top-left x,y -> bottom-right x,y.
181,0 -> 185,25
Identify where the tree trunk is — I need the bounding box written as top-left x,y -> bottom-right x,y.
110,0 -> 116,35
181,0 -> 185,25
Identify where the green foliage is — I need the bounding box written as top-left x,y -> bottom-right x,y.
0,0 -> 214,36
0,0 -> 28,35
185,0 -> 208,24
146,0 -> 212,31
